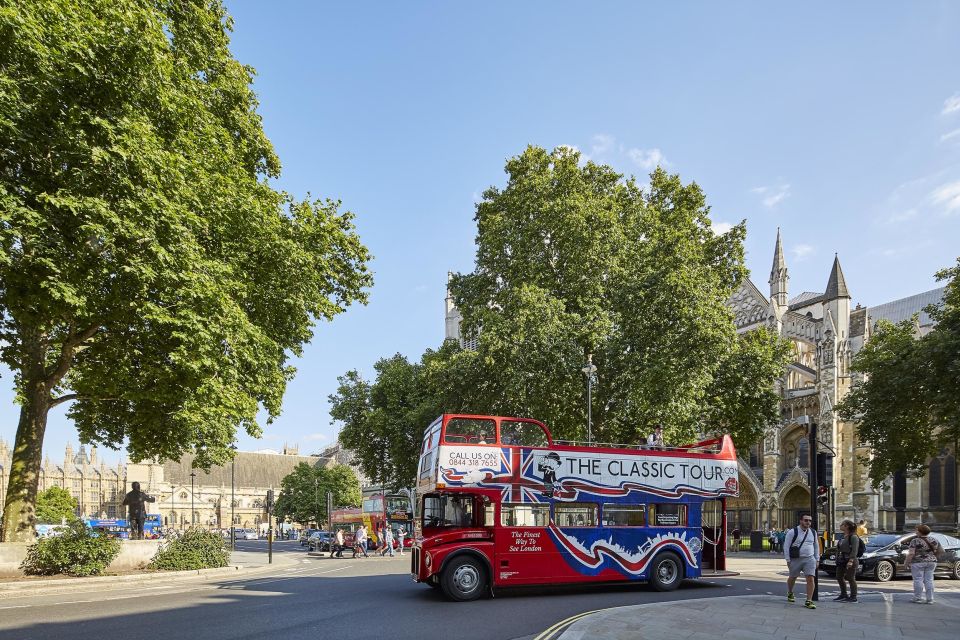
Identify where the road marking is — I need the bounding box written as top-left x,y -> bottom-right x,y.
534,609 -> 601,640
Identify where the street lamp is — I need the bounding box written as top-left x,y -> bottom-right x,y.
190,471 -> 196,527
314,477 -> 319,529
581,354 -> 597,444
230,444 -> 237,550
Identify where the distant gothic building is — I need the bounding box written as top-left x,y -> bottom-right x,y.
0,441 -> 366,531
728,230 -> 953,533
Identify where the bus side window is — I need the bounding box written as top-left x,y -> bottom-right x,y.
603,503 -> 646,526
554,502 -> 598,527
649,504 -> 688,527
501,503 -> 550,527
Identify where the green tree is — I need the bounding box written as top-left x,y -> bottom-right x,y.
331,343 -> 471,489
0,1 -> 372,541
448,145 -> 786,446
34,486 -> 79,524
837,260 -> 960,487
274,462 -> 362,526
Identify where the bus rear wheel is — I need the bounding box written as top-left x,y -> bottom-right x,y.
649,552 -> 683,592
441,556 -> 487,601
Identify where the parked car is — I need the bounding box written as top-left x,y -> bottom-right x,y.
820,531 -> 960,581
307,531 -> 334,552
238,528 -> 259,540
300,529 -> 319,546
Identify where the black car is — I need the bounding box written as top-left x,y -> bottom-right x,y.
820,531 -> 960,581
300,529 -> 319,546
307,531 -> 334,552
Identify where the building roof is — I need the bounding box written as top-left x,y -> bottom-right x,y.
163,451 -> 329,489
824,255 -> 851,299
788,291 -> 824,310
868,287 -> 946,328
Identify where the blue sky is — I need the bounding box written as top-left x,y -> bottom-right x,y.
3,1 -> 960,465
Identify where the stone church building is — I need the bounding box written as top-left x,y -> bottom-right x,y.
727,230 -> 953,533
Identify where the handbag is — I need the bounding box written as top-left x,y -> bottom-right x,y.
789,527 -> 809,559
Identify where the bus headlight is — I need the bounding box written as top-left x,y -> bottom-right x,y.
425,552 -> 432,568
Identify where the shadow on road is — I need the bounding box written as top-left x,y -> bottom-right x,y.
0,572 -> 734,640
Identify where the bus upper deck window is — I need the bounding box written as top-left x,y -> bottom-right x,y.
500,421 -> 548,447
445,418 -> 496,445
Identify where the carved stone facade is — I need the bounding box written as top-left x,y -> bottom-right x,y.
729,229 -> 952,533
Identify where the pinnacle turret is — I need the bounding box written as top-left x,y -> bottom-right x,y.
769,228 -> 789,306
825,254 -> 851,300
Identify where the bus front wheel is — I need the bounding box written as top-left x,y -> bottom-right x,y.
441,556 -> 487,601
649,552 -> 683,592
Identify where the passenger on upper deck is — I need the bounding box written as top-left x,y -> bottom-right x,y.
647,425 -> 665,450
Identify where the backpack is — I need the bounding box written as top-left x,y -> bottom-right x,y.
847,534 -> 865,558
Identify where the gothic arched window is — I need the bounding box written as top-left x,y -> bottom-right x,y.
797,437 -> 809,469
928,458 -> 942,507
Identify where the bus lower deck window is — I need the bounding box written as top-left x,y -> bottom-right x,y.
554,503 -> 598,527
603,504 -> 646,526
650,504 -> 687,527
501,503 -> 550,527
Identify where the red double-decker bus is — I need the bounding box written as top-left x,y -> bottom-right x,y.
412,414 -> 738,601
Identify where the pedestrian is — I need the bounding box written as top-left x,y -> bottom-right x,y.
381,526 -> 395,557
904,523 -> 942,604
776,528 -> 786,554
353,525 -> 369,558
731,527 -> 741,553
856,519 -> 868,540
768,528 -> 777,554
783,513 -> 820,609
396,527 -> 406,555
334,528 -> 345,558
834,519 -> 861,603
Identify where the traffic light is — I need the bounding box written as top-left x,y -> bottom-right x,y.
816,452 -> 834,487
817,485 -> 829,508
266,489 -> 274,511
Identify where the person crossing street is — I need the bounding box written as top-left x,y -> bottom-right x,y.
784,513 -> 820,609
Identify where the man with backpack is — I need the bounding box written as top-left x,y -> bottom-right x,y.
783,513 -> 820,609
834,519 -> 862,602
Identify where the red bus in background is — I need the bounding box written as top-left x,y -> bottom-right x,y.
329,492 -> 414,551
412,414 -> 737,601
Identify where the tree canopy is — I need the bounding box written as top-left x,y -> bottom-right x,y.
449,146 -> 789,448
0,0 -> 372,541
838,260 -> 960,487
331,344 -> 469,490
332,146 -> 790,487
35,486 -> 79,524
273,462 -> 362,527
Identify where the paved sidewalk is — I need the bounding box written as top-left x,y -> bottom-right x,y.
557,592 -> 960,640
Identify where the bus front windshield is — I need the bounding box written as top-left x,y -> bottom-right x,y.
423,494 -> 474,528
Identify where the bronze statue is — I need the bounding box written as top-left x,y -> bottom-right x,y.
122,481 -> 155,540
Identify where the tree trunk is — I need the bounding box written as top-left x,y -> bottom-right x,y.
1,380 -> 51,542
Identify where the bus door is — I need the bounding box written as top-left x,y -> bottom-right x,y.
700,498 -> 726,572
496,502 -> 552,585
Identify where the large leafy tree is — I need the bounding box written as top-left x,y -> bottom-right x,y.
837,260 -> 960,487
331,343 -> 473,489
274,462 -> 362,527
34,486 -> 79,524
449,146 -> 788,447
0,1 -> 372,541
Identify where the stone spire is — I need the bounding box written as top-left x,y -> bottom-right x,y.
769,228 -> 789,307
825,254 -> 851,299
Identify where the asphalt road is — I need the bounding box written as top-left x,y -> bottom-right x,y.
0,542 -> 954,640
